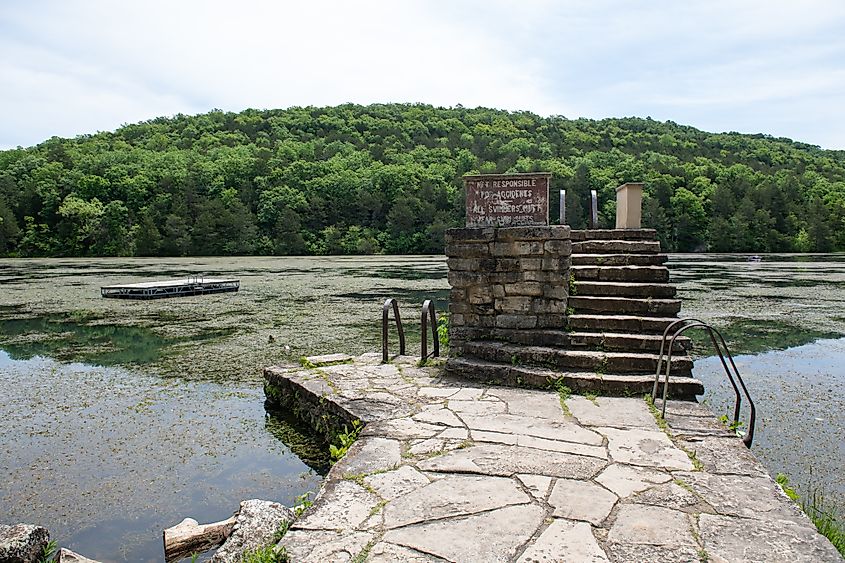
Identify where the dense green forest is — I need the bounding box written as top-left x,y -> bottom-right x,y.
1,104 -> 844,257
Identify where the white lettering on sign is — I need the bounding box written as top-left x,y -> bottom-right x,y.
464,174 -> 550,227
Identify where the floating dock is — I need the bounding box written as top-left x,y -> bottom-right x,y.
101,278 -> 239,300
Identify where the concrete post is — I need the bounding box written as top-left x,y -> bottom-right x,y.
615,182 -> 643,229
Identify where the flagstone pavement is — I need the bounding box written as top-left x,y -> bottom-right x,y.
264,353 -> 842,563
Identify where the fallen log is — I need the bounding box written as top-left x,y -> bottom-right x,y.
163,515 -> 237,562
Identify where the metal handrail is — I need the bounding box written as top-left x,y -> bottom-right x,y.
382,298 -> 405,363
653,317 -> 756,447
653,318 -> 707,399
420,300 -> 440,361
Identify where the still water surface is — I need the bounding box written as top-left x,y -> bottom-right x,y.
0,254 -> 843,560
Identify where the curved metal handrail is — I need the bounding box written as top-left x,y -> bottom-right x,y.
382,298 -> 406,363
659,322 -> 742,420
654,317 -> 756,447
420,300 -> 440,361
653,318 -> 708,398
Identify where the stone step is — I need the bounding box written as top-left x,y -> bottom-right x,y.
571,253 -> 668,266
570,229 -> 658,242
482,328 -> 692,353
566,331 -> 691,353
462,340 -> 692,375
571,265 -> 670,283
571,240 -> 661,254
569,296 -> 682,316
568,314 -> 682,334
445,357 -> 703,400
486,329 -> 691,353
573,281 -> 677,298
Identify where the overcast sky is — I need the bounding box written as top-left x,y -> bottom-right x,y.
2,0 -> 844,150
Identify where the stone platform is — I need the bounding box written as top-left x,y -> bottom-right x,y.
264,354 -> 842,563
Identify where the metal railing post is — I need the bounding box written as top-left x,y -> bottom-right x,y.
654,317 -> 757,447
382,298 -> 405,363
421,300 -> 439,361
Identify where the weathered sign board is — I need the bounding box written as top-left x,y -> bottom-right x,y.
464,173 -> 551,227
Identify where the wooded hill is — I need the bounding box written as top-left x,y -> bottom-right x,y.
1,104 -> 844,257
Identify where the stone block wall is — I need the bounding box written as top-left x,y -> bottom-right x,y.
445,226 -> 572,355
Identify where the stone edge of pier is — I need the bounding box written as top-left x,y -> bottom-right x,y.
262,353 -> 843,563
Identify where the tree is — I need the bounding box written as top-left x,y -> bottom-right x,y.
190,197 -> 258,255
0,198 -> 20,255
0,104 -> 844,257
806,197 -> 832,252
134,209 -> 162,256
94,200 -> 134,256
670,188 -> 707,251
57,194 -> 104,255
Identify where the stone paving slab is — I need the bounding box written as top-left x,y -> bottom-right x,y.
264,354 -> 843,563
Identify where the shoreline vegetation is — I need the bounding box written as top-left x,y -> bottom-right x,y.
1,104 -> 844,259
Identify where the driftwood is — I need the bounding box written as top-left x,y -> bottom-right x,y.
162,515 -> 237,562
55,547 -> 103,562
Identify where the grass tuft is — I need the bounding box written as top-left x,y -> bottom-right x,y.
777,474 -> 844,556
548,377 -> 572,416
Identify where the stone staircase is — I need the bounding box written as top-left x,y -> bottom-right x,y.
446,229 -> 704,399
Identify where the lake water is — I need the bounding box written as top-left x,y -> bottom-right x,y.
0,254 -> 843,560
669,253 -> 845,517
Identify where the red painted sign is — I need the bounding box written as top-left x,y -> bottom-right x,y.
464,173 -> 551,227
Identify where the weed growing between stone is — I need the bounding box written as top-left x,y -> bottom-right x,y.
548,378 -> 572,416
777,474 -> 845,556
568,272 -> 577,296
717,413 -> 745,435
687,522 -> 709,563
595,356 -> 608,375
350,539 -> 376,563
299,356 -> 318,369
437,314 -> 449,349
293,491 -> 314,518
803,489 -> 845,556
329,420 -> 363,464
417,357 -> 444,368
241,544 -> 287,563
685,449 -> 704,471
643,395 -> 669,431
37,540 -> 58,563
644,394 -> 704,470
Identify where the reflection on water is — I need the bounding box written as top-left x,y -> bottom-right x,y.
0,351 -> 324,562
264,406 -> 331,475
687,318 -> 840,357
695,338 -> 845,511
0,314 -> 236,367
342,265 -> 448,281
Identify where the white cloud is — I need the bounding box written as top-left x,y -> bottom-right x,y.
0,0 -> 562,148
1,0 -> 844,148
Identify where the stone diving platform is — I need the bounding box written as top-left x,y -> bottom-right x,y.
263,353 -> 842,563
100,277 -> 239,299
